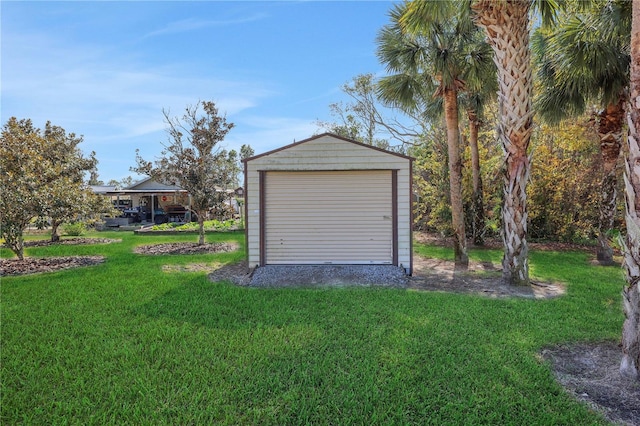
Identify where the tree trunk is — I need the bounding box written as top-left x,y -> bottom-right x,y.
444,87 -> 468,269
50,220 -> 61,243
620,0 -> 640,381
198,214 -> 205,245
472,0 -> 533,286
3,224 -> 25,260
468,109 -> 485,246
596,100 -> 624,265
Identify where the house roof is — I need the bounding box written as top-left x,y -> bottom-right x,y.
243,132 -> 414,163
124,177 -> 184,191
90,185 -> 117,194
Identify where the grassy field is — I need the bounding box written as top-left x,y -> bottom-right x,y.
1,231 -> 625,425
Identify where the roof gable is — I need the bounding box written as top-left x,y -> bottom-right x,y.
244,133 -> 413,163
126,177 -> 183,191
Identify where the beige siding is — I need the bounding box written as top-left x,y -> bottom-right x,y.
245,134 -> 412,272
265,171 -> 392,264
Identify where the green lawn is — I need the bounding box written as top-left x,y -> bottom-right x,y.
1,231 -> 625,425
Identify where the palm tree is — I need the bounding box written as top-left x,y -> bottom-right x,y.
402,0 -> 556,285
459,40 -> 497,246
620,0 -> 640,381
533,0 -> 630,266
377,2 -> 491,268
470,0 -> 537,286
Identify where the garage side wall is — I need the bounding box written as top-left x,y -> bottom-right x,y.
245,135 -> 412,273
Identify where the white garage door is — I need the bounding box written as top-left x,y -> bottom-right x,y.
264,170 -> 393,264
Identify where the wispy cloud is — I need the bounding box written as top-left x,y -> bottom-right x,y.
143,13 -> 267,38
1,28 -> 278,180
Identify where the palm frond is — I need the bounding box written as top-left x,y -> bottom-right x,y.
533,0 -> 630,121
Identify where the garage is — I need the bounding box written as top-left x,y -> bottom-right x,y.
244,133 -> 413,274
265,170 -> 393,264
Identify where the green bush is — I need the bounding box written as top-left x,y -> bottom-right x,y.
62,222 -> 86,236
150,219 -> 240,232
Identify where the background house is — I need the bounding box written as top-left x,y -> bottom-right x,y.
93,178 -> 240,225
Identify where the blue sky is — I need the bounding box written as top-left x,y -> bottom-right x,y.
2,0 -> 398,183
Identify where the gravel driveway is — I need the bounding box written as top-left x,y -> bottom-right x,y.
248,265 -> 408,288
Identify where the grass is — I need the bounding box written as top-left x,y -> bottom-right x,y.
1,231 -> 626,425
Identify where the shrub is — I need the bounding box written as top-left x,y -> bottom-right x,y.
62,222 -> 86,236
150,219 -> 240,232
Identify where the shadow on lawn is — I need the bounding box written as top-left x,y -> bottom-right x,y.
134,277 -> 314,330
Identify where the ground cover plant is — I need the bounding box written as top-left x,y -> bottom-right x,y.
1,232 -> 627,424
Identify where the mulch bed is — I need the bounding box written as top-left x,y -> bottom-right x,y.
1,238 -> 118,277
0,256 -> 105,277
541,342 -> 640,426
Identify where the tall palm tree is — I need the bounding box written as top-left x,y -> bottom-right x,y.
471,0 -> 536,286
459,40 -> 498,246
620,0 -> 640,381
533,0 -> 630,266
377,2 -> 491,268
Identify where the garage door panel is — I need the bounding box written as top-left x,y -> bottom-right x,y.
265,170 -> 393,265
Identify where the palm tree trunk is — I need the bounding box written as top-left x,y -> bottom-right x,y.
596,99 -> 624,265
620,0 -> 640,380
444,87 -> 468,268
468,109 -> 485,246
472,0 -> 533,286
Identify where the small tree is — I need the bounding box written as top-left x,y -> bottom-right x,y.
45,182 -> 115,242
132,101 -> 235,245
0,118 -> 98,258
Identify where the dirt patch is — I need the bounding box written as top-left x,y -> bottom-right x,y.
164,261 -> 251,285
207,261 -> 253,285
133,242 -> 238,255
0,256 -> 105,277
409,256 -> 565,299
541,342 -> 640,426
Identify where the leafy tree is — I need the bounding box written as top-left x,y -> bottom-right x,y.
44,179 -> 114,242
132,100 -> 235,245
620,0 -> 640,380
528,121 -> 603,242
39,124 -> 114,242
239,144 -> 254,161
107,176 -> 135,189
409,125 -> 453,234
88,168 -> 103,185
0,118 -> 98,258
533,0 -> 630,265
